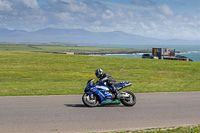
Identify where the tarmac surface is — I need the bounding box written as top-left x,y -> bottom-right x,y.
0,92 -> 200,133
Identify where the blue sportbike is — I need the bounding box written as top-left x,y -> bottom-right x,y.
82,79 -> 136,107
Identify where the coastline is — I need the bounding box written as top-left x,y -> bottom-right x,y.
74,50 -> 182,55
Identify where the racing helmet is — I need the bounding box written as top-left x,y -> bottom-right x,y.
95,68 -> 103,78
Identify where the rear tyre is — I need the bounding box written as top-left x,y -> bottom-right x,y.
121,91 -> 136,106
82,93 -> 99,107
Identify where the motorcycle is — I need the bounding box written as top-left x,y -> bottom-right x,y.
82,79 -> 136,107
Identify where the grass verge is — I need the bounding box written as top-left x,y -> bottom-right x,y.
0,50 -> 200,96
100,124 -> 200,133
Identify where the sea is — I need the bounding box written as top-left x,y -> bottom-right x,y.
80,44 -> 200,62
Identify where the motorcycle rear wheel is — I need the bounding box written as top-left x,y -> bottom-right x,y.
120,91 -> 136,106
82,93 -> 99,107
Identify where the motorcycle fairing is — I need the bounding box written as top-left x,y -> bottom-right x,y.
86,86 -> 112,103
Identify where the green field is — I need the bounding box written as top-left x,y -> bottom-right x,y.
0,49 -> 200,96
102,124 -> 200,133
0,44 -> 146,53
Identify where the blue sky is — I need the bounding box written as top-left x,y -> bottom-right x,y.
1,0 -> 200,40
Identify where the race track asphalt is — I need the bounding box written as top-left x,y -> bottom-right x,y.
0,92 -> 200,133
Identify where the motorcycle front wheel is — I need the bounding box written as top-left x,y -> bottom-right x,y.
82,93 -> 99,107
120,91 -> 136,106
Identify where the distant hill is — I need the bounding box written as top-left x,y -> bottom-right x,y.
0,28 -> 200,45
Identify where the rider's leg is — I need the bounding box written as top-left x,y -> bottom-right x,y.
111,84 -> 120,99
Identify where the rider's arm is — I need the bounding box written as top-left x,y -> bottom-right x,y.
99,77 -> 108,83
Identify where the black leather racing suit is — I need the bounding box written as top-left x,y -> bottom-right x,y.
98,73 -> 118,94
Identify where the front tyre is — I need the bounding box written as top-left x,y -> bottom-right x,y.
121,91 -> 136,106
82,93 -> 99,107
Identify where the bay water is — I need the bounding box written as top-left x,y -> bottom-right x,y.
80,44 -> 200,62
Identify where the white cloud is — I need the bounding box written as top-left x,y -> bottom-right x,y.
21,0 -> 39,9
150,21 -> 157,29
0,0 -> 12,12
102,10 -> 114,19
157,4 -> 174,16
55,12 -> 74,22
139,22 -> 149,30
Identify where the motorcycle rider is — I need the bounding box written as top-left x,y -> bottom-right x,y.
95,68 -> 120,99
